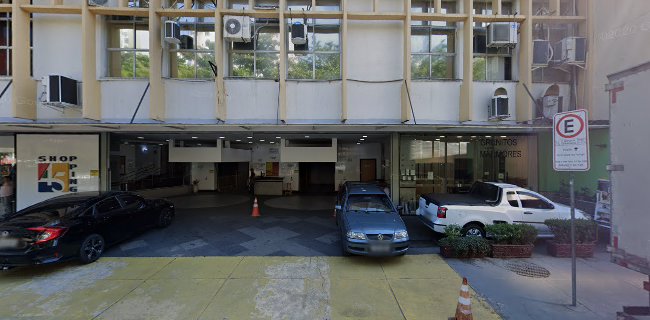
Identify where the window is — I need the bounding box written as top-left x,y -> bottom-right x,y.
95,197 -> 122,215
472,29 -> 512,81
287,19 -> 341,80
171,15 -> 216,79
506,191 -> 519,207
473,0 -> 513,26
117,194 -> 144,210
346,194 -> 393,212
107,16 -> 150,78
228,22 -> 280,78
0,13 -> 10,76
288,0 -> 339,11
411,2 -> 456,80
517,191 -> 554,210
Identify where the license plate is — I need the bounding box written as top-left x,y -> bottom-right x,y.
0,238 -> 19,249
371,243 -> 390,253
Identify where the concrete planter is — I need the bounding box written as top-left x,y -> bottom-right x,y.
546,240 -> 596,258
490,244 -> 534,258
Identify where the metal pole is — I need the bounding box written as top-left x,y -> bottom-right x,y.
570,174 -> 577,307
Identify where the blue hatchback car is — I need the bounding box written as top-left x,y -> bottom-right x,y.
335,183 -> 409,256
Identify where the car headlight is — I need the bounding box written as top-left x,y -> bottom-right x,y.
394,230 -> 409,240
346,231 -> 367,240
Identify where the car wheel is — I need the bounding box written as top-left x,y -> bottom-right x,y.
79,234 -> 105,264
156,208 -> 174,228
462,223 -> 485,238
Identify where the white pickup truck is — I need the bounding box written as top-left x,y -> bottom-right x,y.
416,181 -> 588,238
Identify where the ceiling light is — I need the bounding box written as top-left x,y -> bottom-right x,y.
357,142 -> 361,145
236,139 -> 241,142
457,136 -> 463,139
197,143 -> 202,146
435,138 -> 441,141
137,136 -> 144,139
219,136 -> 225,139
158,143 -> 163,146
500,135 -> 507,138
248,141 -> 253,144
270,141 -> 275,144
360,139 -> 365,141
260,139 -> 265,142
362,135 -> 368,138
470,136 -> 477,138
485,135 -> 492,138
305,135 -> 310,138
192,136 -> 198,139
439,135 -> 445,138
247,136 -> 253,139
276,136 -> 281,139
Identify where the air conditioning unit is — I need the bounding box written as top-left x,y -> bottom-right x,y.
224,15 -> 252,43
43,75 -> 79,107
489,87 -> 510,121
554,37 -> 586,64
532,39 -> 553,66
487,22 -> 518,47
291,21 -> 307,45
164,21 -> 181,44
88,0 -> 108,6
542,95 -> 562,119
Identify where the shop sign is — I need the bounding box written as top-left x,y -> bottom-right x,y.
16,135 -> 100,210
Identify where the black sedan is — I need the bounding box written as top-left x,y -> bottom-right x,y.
0,191 -> 174,268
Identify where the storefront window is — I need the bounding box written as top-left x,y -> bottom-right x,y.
0,135 -> 15,217
398,135 -> 532,214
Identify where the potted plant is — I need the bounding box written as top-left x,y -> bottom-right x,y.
544,218 -> 598,258
486,224 -> 538,258
438,225 -> 490,258
192,179 -> 200,193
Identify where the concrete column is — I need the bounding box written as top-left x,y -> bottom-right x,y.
459,0 -> 474,122
515,0 -> 533,122
492,0 -> 502,14
390,133 -> 400,204
550,0 -> 561,15
11,0 -> 36,119
401,0 -> 412,122
149,0 -> 166,121
215,2 -> 227,121
81,0 -> 103,120
279,0 -> 287,122
434,0 -> 442,13
341,0 -> 348,122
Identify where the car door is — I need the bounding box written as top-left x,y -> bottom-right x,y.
515,191 -> 558,236
117,194 -> 149,230
93,197 -> 130,244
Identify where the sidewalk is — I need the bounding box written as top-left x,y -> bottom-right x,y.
0,255 -> 499,320
446,245 -> 649,320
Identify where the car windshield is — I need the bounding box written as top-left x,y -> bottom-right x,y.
346,194 -> 393,213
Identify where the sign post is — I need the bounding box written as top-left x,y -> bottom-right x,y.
553,109 -> 590,307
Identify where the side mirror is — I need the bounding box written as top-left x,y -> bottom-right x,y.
335,205 -> 342,210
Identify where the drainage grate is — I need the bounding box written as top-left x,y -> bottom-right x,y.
503,261 -> 551,278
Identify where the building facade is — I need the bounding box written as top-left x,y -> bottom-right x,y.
0,0 -> 609,214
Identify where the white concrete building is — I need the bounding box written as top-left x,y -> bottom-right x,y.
0,0 -> 608,212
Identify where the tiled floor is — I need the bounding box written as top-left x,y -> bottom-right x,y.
105,193 -> 438,258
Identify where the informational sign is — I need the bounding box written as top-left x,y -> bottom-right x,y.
553,109 -> 590,171
16,134 -> 100,210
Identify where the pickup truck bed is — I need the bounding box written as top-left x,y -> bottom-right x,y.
421,193 -> 494,207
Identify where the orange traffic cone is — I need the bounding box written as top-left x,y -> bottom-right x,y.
454,277 -> 473,320
251,197 -> 261,217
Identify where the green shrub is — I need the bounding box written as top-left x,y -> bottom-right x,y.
439,224 -> 490,257
485,223 -> 538,245
544,219 -> 597,244
443,224 -> 462,238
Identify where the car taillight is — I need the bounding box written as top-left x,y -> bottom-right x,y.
27,227 -> 67,245
437,207 -> 447,219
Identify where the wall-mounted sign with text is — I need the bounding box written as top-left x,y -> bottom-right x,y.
16,134 -> 100,210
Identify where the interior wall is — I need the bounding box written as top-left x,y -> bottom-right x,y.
191,162 -> 217,190
335,142 -> 383,191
